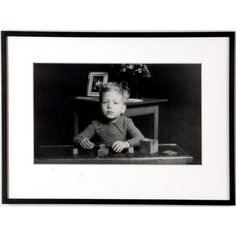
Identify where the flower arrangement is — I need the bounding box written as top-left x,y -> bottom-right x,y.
120,64 -> 151,78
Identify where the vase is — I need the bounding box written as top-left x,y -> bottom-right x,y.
129,80 -> 140,98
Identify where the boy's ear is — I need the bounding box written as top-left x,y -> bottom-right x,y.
121,104 -> 126,114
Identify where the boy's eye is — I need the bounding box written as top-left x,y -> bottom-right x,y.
113,100 -> 121,104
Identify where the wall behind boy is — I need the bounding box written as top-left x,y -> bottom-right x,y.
34,63 -> 201,163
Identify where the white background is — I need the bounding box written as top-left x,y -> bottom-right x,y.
7,37 -> 229,200
0,0 -> 236,236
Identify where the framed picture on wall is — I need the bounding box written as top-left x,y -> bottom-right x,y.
1,31 -> 235,205
87,72 -> 109,96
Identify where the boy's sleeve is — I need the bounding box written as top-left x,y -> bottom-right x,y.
73,122 -> 96,144
126,118 -> 144,147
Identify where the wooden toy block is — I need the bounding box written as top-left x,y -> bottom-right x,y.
140,138 -> 158,154
73,148 -> 78,156
128,147 -> 134,154
99,144 -> 106,149
97,147 -> 109,156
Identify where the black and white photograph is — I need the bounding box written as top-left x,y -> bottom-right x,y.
34,63 -> 201,165
1,31 -> 235,204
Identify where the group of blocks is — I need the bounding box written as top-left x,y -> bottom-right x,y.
73,138 -> 158,157
97,138 -> 158,156
97,144 -> 135,156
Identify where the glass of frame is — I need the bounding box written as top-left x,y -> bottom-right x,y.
1,31 -> 235,205
87,72 -> 109,96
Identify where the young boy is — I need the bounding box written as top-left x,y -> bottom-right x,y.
73,82 -> 144,152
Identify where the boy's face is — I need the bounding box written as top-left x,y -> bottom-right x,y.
100,91 -> 126,121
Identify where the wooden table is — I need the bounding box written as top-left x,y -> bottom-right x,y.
35,144 -> 193,164
72,96 -> 167,139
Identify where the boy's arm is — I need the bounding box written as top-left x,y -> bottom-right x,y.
126,119 -> 144,146
73,122 -> 96,145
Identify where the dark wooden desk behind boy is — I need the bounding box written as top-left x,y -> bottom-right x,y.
73,82 -> 144,152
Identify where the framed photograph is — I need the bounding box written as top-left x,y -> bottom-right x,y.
87,72 -> 109,96
1,31 -> 235,205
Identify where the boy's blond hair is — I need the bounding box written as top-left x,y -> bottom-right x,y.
99,82 -> 130,103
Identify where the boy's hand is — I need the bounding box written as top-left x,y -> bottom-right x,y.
80,137 -> 95,149
112,141 -> 130,153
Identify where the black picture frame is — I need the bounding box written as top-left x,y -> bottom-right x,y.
1,31 -> 235,205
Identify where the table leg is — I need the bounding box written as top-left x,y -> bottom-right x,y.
74,112 -> 79,136
154,105 -> 159,140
